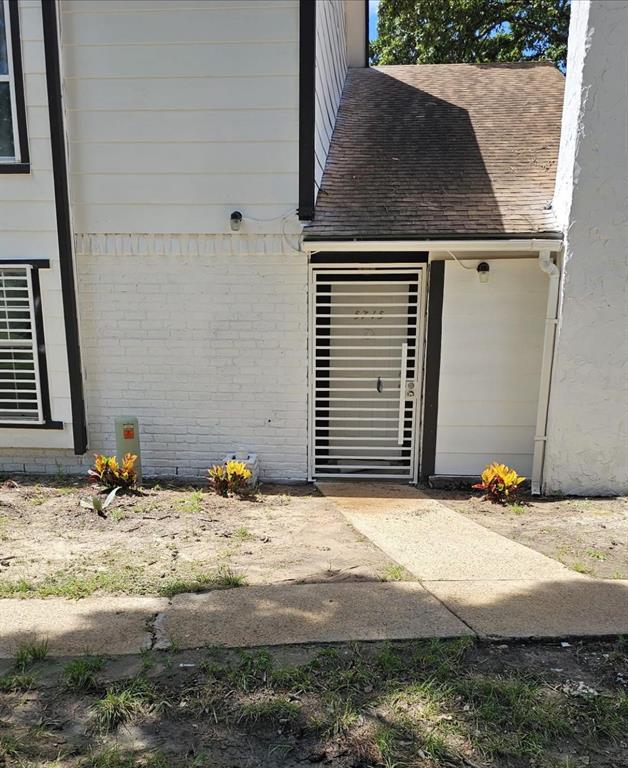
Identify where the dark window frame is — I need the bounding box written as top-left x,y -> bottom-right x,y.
0,0 -> 30,173
0,259 -> 62,430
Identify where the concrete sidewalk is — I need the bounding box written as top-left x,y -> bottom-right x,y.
0,583 -> 471,657
2,576 -> 628,657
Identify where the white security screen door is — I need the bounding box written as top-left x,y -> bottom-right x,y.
311,268 -> 424,480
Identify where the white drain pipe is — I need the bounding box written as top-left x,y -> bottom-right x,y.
531,249 -> 561,495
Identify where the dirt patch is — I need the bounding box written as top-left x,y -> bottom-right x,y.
0,478 -> 401,598
429,490 -> 628,579
0,637 -> 626,767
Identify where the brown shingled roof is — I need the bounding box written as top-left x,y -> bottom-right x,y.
304,63 -> 565,241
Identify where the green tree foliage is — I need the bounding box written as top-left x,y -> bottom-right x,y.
370,0 -> 570,69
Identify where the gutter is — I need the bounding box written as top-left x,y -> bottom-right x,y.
303,238 -> 563,254
531,249 -> 561,495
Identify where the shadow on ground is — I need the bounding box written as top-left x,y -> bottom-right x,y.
3,577 -> 628,658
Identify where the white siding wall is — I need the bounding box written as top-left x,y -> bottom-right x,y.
0,0 -> 310,479
0,0 -> 356,480
435,259 -> 548,477
60,0 -> 299,234
314,0 -> 347,194
0,0 -> 73,450
545,0 -> 628,495
55,0 -> 307,479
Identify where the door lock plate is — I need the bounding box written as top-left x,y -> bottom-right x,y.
405,381 -> 417,399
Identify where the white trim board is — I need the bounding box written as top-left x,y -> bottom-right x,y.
303,239 -> 563,254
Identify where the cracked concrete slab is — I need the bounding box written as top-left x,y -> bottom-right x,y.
155,582 -> 473,649
423,579 -> 628,638
0,597 -> 168,657
318,482 -> 575,581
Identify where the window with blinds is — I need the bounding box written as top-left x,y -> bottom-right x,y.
0,266 -> 43,423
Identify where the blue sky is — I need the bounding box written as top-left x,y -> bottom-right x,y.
368,0 -> 379,41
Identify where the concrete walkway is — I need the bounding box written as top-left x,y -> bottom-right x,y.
319,481 -> 628,638
1,482 -> 627,656
318,482 -> 574,580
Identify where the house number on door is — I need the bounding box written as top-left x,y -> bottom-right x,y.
353,309 -> 384,319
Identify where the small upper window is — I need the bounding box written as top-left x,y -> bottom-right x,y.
0,0 -> 28,169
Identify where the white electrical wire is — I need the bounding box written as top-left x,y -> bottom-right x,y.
281,211 -> 303,254
240,208 -> 297,224
234,207 -> 303,253
447,250 -> 476,270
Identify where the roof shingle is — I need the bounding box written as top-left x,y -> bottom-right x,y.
304,63 -> 565,241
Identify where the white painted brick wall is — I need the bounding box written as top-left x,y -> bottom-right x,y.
0,247 -> 309,481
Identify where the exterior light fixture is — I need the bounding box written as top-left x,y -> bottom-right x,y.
230,210 -> 243,231
477,261 -> 490,283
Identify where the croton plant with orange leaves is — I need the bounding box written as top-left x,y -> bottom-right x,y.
88,453 -> 138,490
473,462 -> 525,504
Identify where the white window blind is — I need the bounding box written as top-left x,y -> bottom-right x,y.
0,266 -> 43,423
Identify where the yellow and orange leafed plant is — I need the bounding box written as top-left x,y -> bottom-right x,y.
88,453 -> 138,490
208,460 -> 252,497
472,462 -> 525,504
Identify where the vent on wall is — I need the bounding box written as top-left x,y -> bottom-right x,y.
0,266 -> 43,423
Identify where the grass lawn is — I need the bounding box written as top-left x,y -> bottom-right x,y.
0,637 -> 627,767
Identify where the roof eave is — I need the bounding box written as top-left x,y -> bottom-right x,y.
302,234 -> 564,253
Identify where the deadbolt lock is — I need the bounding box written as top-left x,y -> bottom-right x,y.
405,381 -> 417,399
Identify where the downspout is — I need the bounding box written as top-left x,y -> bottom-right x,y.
531,249 -> 561,494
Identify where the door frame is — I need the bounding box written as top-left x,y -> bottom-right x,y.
307,261 -> 428,483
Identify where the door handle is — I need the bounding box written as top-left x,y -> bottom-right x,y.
376,376 -> 383,393
397,342 -> 408,445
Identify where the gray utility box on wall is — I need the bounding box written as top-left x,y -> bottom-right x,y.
114,416 -> 142,484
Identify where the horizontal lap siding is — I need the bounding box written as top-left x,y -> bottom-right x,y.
0,0 -> 72,449
435,259 -> 547,477
315,0 -> 347,194
60,0 -> 299,233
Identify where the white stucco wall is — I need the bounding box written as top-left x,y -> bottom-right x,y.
345,0 -> 367,67
545,0 -> 628,495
